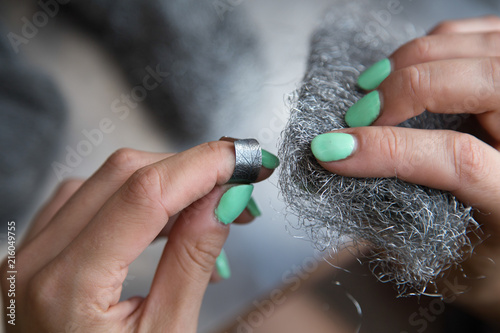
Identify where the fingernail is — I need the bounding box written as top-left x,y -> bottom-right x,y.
357,58 -> 391,91
216,249 -> 231,279
345,91 -> 381,127
311,133 -> 356,162
215,184 -> 254,225
262,149 -> 280,169
246,197 -> 262,217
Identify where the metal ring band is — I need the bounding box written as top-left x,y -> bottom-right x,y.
220,137 -> 262,184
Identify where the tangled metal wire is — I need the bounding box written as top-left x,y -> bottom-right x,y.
278,1 -> 479,296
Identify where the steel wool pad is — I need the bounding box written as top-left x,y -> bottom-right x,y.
278,0 -> 479,296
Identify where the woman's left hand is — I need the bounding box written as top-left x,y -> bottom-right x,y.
311,16 -> 500,321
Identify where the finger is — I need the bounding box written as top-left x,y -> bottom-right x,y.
20,150 -> 174,274
358,17 -> 500,91
22,179 -> 83,245
389,32 -> 500,72
310,128 -> 500,230
153,146 -> 269,237
429,16 -> 500,35
346,58 -> 500,128
145,185 -> 253,327
64,141 -> 263,277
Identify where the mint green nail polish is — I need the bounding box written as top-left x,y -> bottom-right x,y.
345,91 -> 381,127
262,149 -> 280,169
215,185 -> 254,225
216,249 -> 231,279
246,197 -> 262,217
311,133 -> 356,162
357,58 -> 391,90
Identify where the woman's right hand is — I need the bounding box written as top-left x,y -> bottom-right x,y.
1,141 -> 277,332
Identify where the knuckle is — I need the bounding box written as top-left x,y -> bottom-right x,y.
26,267 -> 100,327
485,57 -> 500,90
200,141 -> 225,159
196,141 -> 233,182
412,37 -> 432,62
182,238 -> 220,276
379,127 -> 407,162
377,127 -> 418,178
451,134 -> 488,187
102,148 -> 144,175
122,166 -> 164,208
402,64 -> 430,105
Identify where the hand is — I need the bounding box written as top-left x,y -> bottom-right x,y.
1,141 -> 276,332
311,16 -> 500,320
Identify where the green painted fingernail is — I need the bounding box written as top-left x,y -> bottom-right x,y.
311,133 -> 356,162
215,184 -> 254,225
246,197 -> 262,217
345,91 -> 381,127
262,149 -> 280,169
357,58 -> 391,90
216,249 -> 231,279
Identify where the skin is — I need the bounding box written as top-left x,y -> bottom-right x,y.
316,16 -> 500,321
3,15 -> 500,332
0,141 -> 274,332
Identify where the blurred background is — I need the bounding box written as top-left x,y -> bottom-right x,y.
1,0 -> 500,332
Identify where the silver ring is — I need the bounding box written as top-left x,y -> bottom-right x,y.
220,137 -> 262,183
